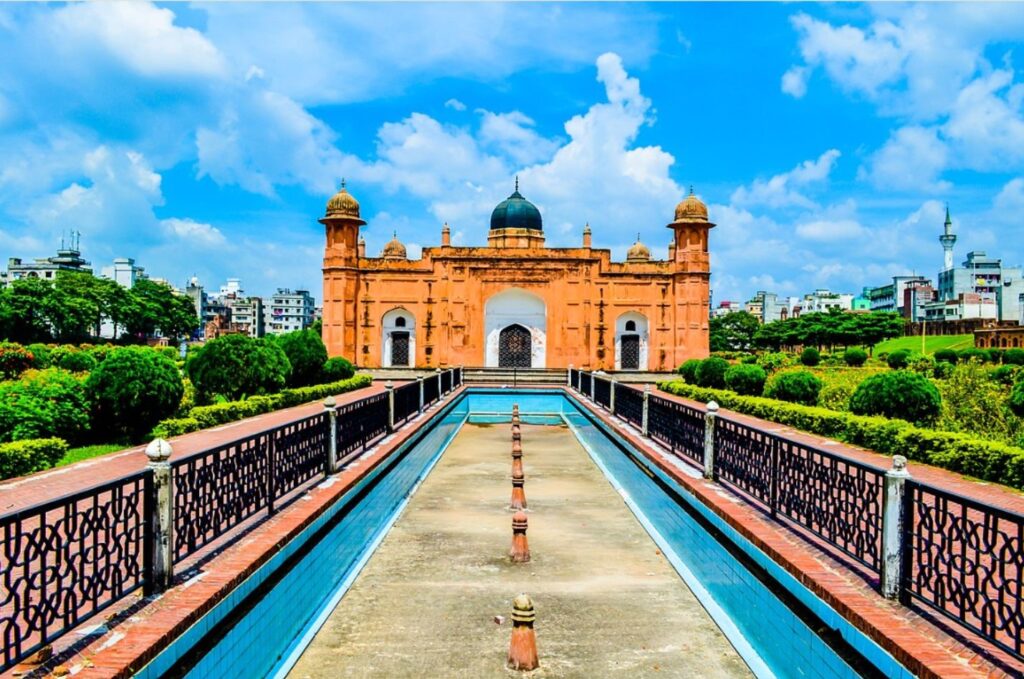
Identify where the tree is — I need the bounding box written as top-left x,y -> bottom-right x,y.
850,371 -> 941,425
323,356 -> 355,382
86,347 -> 184,442
273,329 -> 329,387
126,279 -> 199,341
186,334 -> 291,402
0,277 -> 53,343
695,357 -> 729,389
710,311 -> 760,352
724,364 -> 767,396
0,368 -> 91,443
764,370 -> 822,406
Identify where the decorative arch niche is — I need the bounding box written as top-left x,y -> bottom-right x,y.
381,307 -> 416,367
484,288 -> 546,368
615,311 -> 649,371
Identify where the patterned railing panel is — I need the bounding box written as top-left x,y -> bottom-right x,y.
580,371 -> 592,396
423,375 -> 440,406
393,382 -> 420,425
272,414 -> 327,498
173,433 -> 271,562
593,377 -> 612,408
775,437 -> 883,570
905,482 -> 1024,659
441,370 -> 452,393
714,416 -> 774,506
646,395 -> 704,465
0,473 -> 149,670
615,384 -> 644,428
337,392 -> 389,461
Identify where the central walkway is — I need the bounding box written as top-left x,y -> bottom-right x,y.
288,422 -> 750,678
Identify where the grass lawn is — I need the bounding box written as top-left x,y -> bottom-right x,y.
57,443 -> 126,467
873,334 -> 974,356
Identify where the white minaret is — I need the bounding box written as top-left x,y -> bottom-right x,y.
939,204 -> 957,271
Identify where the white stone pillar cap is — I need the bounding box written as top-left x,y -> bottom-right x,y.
146,438 -> 173,462
706,401 -> 719,413
323,395 -> 337,409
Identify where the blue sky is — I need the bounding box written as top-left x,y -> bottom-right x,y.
1,3 -> 1023,303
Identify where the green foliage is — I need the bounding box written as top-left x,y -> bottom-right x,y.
764,370 -> 822,406
958,348 -> 988,363
149,417 -> 201,439
1004,349 -> 1024,366
991,365 -> 1021,386
659,380 -> 1024,491
88,344 -> 114,362
57,444 -> 124,468
695,357 -> 729,389
756,351 -> 792,373
818,382 -> 855,411
850,371 -> 941,425
1010,379 -> 1024,418
186,334 -> 291,402
0,438 -> 68,479
887,349 -> 911,369
678,358 -> 702,384
26,343 -> 51,368
843,347 -> 868,367
274,329 -> 329,387
799,347 -> 820,366
933,362 -> 955,380
0,341 -> 36,379
723,364 -> 766,396
50,345 -> 97,373
0,368 -> 90,443
323,356 -> 356,382
934,348 -> 959,364
754,310 -> 902,352
709,311 -> 760,352
86,347 -> 184,442
936,362 -> 1022,443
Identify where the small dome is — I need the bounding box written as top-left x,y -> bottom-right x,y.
627,235 -> 651,262
325,180 -> 362,220
674,186 -> 708,223
381,232 -> 407,260
490,178 -> 543,232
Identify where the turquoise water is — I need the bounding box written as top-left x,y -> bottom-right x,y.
143,389 -> 909,679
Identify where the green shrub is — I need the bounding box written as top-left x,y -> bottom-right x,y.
273,329 -> 329,387
0,438 -> 68,479
149,418 -> 200,439
910,355 -> 935,375
88,344 -> 115,362
724,364 -> 767,396
819,382 -> 855,411
159,346 -> 179,360
86,347 -> 184,442
764,370 -> 822,406
934,348 -> 959,364
695,357 -> 730,389
985,349 -> 1004,364
0,368 -> 90,443
678,359 -> 702,384
937,362 -> 1021,443
958,348 -> 987,363
799,347 -> 820,367
991,365 -> 1021,386
740,354 -> 758,365
0,342 -> 36,380
658,380 -> 1024,490
756,351 -> 792,373
1010,380 -> 1024,418
1004,349 -> 1024,366
26,343 -> 51,368
933,362 -> 955,380
887,349 -> 911,369
323,356 -> 356,382
49,345 -> 97,373
843,347 -> 868,367
186,334 -> 291,402
850,371 -> 941,425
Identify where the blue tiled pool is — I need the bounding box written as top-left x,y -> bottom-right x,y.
144,389 -> 910,679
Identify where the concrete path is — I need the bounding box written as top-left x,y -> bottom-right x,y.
288,422 -> 751,678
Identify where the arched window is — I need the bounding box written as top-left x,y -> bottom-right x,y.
625,320 -> 636,332
395,317 -> 406,328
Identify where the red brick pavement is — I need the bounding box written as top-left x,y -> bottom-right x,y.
0,381 -> 393,515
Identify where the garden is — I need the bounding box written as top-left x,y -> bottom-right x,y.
0,330 -> 368,480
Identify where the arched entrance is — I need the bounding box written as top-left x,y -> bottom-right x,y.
499,324 -> 532,368
615,312 -> 649,370
381,308 -> 416,367
484,288 -> 546,368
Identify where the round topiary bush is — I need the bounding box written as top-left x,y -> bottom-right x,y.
695,357 -> 730,389
724,364 -> 767,396
887,349 -> 911,369
88,344 -> 114,363
1004,348 -> 1024,366
322,356 -> 356,382
799,347 -> 820,366
842,347 -> 867,367
958,348 -> 986,363
274,329 -> 329,387
991,365 -> 1020,386
0,368 -> 90,442
50,346 -> 97,373
186,334 -> 291,403
764,370 -> 822,406
0,342 -> 36,380
26,343 -> 51,369
933,348 -> 959,364
86,347 -> 185,442
678,358 -> 702,384
849,370 -> 942,425
933,361 -> 954,379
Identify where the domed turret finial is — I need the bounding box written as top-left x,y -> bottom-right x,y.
515,175 -> 520,193
341,178 -> 346,189
689,184 -> 694,196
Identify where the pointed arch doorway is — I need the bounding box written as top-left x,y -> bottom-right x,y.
498,324 -> 532,368
484,288 -> 546,368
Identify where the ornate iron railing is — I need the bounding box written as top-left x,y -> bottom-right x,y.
452,367 -> 462,388
646,394 -> 704,466
0,472 -> 149,669
593,376 -> 612,408
904,482 -> 1024,658
336,392 -> 389,461
614,383 -> 644,428
580,371 -> 592,396
441,369 -> 452,393
393,381 -> 421,425
272,415 -> 329,498
423,374 -> 440,405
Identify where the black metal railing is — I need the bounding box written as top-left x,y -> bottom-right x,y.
423,374 -> 440,405
0,472 -> 149,669
441,369 -> 452,393
453,367 -> 463,388
593,376 -> 612,408
904,482 -> 1024,659
580,371 -> 592,396
614,384 -> 644,428
568,367 -> 579,390
393,381 -> 421,425
646,394 -> 704,466
336,392 -> 389,461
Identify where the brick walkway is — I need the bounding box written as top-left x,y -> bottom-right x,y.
0,382 -> 391,516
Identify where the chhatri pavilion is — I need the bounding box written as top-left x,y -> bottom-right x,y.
320,180 -> 714,371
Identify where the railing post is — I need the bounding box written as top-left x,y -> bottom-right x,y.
610,379 -> 617,414
324,396 -> 338,474
703,401 -> 718,480
590,372 -> 596,402
642,385 -> 650,436
417,375 -> 424,413
386,380 -> 395,432
145,438 -> 174,593
267,431 -> 277,515
568,364 -> 573,387
436,368 -> 443,402
881,455 -> 910,600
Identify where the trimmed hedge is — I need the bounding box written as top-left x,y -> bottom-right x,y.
843,347 -> 868,367
799,347 -> 820,367
723,364 -> 767,396
695,357 -> 729,389
149,374 -> 372,439
849,370 -> 941,425
0,438 -> 68,479
764,370 -> 822,406
658,380 -> 1024,490
678,359 -> 701,384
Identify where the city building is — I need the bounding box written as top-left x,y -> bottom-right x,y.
867,276 -> 932,314
100,257 -> 146,288
711,301 -> 743,318
320,180 -> 714,369
266,288 -> 316,334
922,292 -> 998,322
2,233 -> 92,283
800,288 -> 853,314
852,287 -> 872,311
230,297 -> 265,338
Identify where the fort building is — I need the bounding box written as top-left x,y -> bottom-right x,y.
320,180 -> 713,370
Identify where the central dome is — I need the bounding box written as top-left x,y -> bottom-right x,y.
490,179 -> 542,232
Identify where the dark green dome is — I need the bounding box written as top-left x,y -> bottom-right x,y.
490,180 -> 542,231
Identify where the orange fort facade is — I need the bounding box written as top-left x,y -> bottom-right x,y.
321,180 -> 714,371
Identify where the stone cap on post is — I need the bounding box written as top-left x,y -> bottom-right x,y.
706,401 -> 719,414
323,395 -> 337,410
145,438 -> 173,464
887,454 -> 909,478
